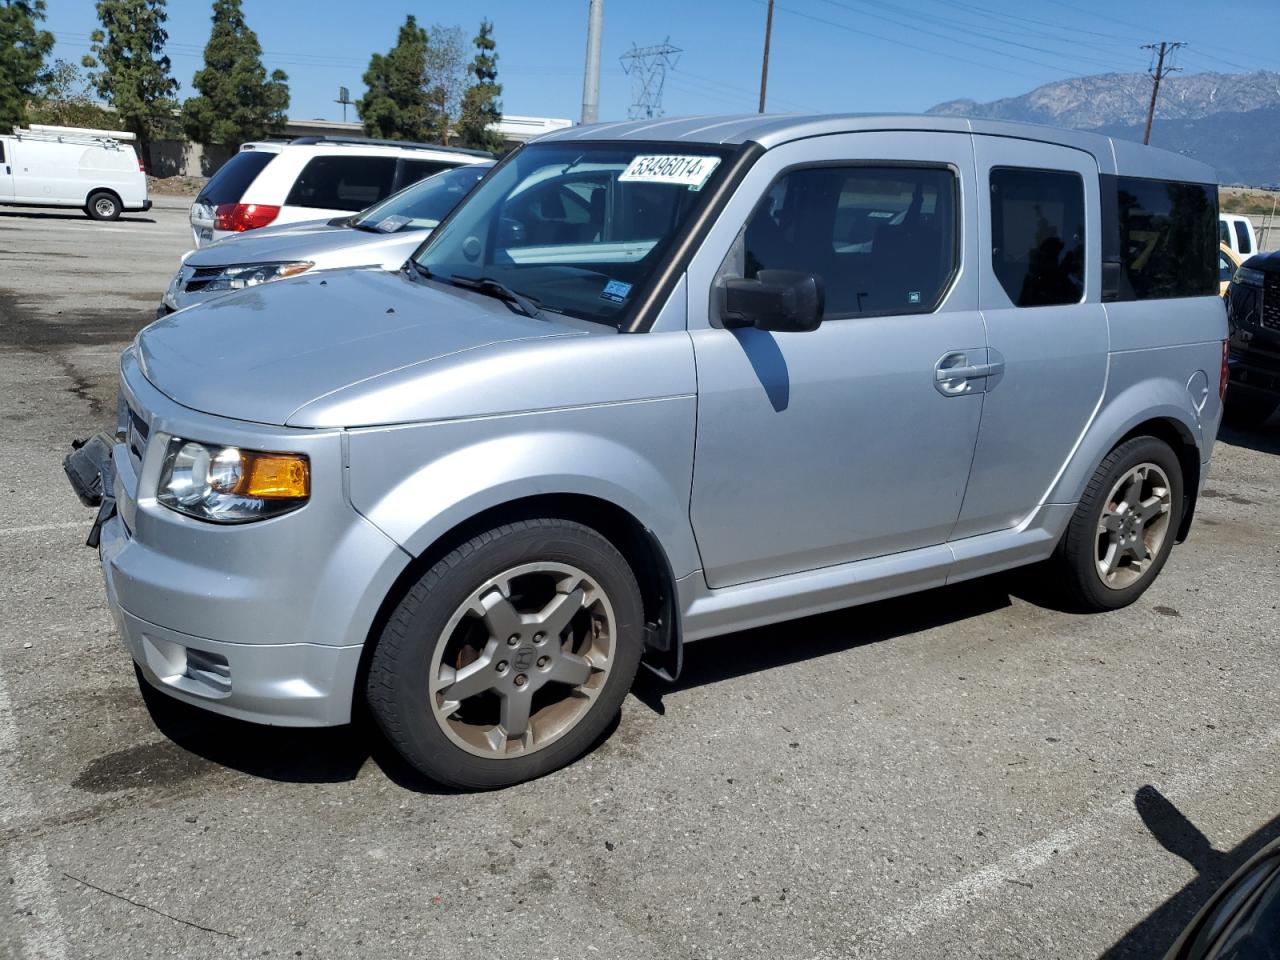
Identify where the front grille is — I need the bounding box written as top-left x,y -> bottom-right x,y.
183,266 -> 222,293
1263,271 -> 1280,331
127,407 -> 150,469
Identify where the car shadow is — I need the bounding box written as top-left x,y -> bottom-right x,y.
632,577 -> 1014,714
0,210 -> 156,224
1217,420 -> 1280,456
1099,788 -> 1280,958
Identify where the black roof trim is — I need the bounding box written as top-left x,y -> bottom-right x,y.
286,135 -> 492,158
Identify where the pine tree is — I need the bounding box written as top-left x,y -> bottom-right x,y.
456,19 -> 503,153
0,0 -> 54,130
182,0 -> 288,148
358,15 -> 431,141
83,0 -> 179,156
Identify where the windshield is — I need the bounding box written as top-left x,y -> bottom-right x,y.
352,163 -> 493,233
413,142 -> 737,326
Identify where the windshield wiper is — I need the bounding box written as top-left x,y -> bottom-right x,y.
349,219 -> 381,233
447,274 -> 541,319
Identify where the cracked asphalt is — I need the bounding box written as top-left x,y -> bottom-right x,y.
1,200 -> 1278,959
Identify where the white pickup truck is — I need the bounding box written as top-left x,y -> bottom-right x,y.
0,124 -> 151,220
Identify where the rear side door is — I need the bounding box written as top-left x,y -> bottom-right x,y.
0,139 -> 13,202
686,131 -> 987,587
950,136 -> 1108,539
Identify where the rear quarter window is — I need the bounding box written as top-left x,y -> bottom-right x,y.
1234,219 -> 1254,255
397,159 -> 456,190
286,155 -> 398,212
196,150 -> 277,206
1116,177 -> 1217,299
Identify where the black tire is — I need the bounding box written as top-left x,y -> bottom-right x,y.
1223,391 -> 1278,428
86,190 -> 121,221
366,518 -> 644,790
1049,436 -> 1184,612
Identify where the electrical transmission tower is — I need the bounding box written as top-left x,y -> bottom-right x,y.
1141,41 -> 1185,145
620,39 -> 681,120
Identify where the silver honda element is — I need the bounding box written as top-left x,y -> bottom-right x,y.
69,115 -> 1226,789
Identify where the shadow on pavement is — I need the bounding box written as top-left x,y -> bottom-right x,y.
632,577 -> 1014,714
1100,788 -> 1280,958
0,210 -> 156,224
1217,420 -> 1280,457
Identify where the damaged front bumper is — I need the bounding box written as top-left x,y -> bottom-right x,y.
62,432 -> 118,548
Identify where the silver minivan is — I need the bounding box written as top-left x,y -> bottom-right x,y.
69,115 -> 1226,789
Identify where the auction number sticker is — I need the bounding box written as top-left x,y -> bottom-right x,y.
618,155 -> 721,190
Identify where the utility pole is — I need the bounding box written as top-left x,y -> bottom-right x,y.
758,0 -> 774,113
1141,41 -> 1184,146
581,0 -> 604,125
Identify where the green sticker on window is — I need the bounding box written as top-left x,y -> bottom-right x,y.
908,291 -> 922,304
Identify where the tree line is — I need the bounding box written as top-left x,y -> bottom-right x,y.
0,0 -> 505,161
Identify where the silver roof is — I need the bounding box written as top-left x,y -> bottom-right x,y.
535,113 -> 1217,184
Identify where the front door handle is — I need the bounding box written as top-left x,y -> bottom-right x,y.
935,361 -> 1003,381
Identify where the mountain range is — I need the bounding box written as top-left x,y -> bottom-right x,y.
928,71 -> 1280,186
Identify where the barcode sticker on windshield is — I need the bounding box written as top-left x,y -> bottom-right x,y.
618,155 -> 721,190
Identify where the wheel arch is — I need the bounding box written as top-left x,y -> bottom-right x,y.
357,493 -> 684,703
85,186 -> 122,208
1055,400 -> 1204,545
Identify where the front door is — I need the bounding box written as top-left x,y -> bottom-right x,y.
949,136 -> 1109,539
687,131 -> 987,588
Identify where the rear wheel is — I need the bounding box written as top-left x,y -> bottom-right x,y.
366,518 -> 644,789
86,191 -> 121,221
1050,436 -> 1184,611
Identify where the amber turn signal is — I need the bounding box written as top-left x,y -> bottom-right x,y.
240,452 -> 310,499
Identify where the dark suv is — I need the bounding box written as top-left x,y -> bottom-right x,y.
1226,251 -> 1280,425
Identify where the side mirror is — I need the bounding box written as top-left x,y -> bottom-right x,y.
720,270 -> 824,332
498,217 -> 526,246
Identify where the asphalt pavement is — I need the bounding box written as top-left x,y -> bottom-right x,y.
1,200 -> 1278,959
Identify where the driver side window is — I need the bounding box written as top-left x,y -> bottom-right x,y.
732,164 -> 959,319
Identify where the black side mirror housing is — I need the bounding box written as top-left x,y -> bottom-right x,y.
720,270 -> 824,332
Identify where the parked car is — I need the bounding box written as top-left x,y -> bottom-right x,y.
1164,836 -> 1280,959
188,135 -> 491,247
0,125 -> 150,220
160,161 -> 493,316
1220,243 -> 1242,298
1225,247 -> 1280,425
66,114 -> 1225,789
1221,212 -> 1258,262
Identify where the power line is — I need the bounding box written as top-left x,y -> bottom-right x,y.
760,0 -> 1057,83
816,0 -> 1140,74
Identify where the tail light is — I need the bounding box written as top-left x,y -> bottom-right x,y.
1220,339 -> 1229,403
137,153 -> 145,173
214,203 -> 280,232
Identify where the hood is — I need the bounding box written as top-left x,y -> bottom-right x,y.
137,268 -> 584,426
185,223 -> 431,272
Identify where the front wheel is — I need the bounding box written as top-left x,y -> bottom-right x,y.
1050,436 -> 1184,612
366,518 -> 644,789
86,191 -> 121,221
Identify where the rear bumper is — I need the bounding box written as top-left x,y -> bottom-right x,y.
128,199 -> 153,212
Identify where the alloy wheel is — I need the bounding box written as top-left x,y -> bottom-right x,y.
1095,462 -> 1173,590
427,562 -> 615,759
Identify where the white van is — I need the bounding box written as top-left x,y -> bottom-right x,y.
1220,212 -> 1258,261
0,125 -> 150,221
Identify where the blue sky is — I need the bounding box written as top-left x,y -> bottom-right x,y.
44,0 -> 1280,124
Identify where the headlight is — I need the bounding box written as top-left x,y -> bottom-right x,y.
157,438 -> 309,523
1233,266 -> 1265,288
197,261 -> 313,293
